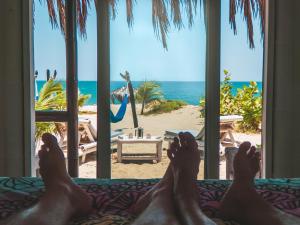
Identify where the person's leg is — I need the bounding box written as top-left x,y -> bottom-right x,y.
3,134 -> 92,225
131,164 -> 173,214
170,133 -> 217,225
220,142 -> 300,225
131,163 -> 180,225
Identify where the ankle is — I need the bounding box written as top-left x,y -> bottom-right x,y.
232,178 -> 255,188
174,180 -> 198,201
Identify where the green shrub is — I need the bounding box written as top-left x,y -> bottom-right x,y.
146,100 -> 187,114
220,70 -> 236,115
199,70 -> 262,133
199,70 -> 236,117
234,81 -> 262,132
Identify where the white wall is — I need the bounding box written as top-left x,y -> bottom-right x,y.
271,0 -> 300,177
0,0 -> 300,178
0,0 -> 34,176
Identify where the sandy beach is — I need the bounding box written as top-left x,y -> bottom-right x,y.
77,104 -> 261,179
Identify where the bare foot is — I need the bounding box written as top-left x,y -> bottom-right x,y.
132,132 -> 199,215
169,133 -> 217,225
169,132 -> 200,198
39,133 -> 92,217
219,142 -> 261,221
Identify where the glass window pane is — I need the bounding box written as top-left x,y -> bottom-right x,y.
34,2 -> 67,111
220,0 -> 264,179
34,122 -> 68,177
110,2 -> 206,179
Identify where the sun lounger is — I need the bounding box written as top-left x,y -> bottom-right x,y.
164,129 -> 205,140
164,115 -> 242,145
77,118 -> 123,145
56,118 -> 123,163
164,115 -> 243,159
34,118 -> 124,174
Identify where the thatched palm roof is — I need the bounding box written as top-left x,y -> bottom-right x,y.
110,86 -> 128,104
37,0 -> 265,49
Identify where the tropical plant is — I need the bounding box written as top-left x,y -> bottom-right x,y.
135,81 -> 164,115
35,78 -> 90,140
199,70 -> 262,132
199,98 -> 205,117
36,0 -> 265,49
234,81 -> 262,132
220,70 -> 236,115
35,79 -> 65,111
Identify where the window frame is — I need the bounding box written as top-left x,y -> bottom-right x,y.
22,0 -> 35,176
204,0 -> 221,179
262,0 -> 275,178
31,0 -> 272,179
35,0 -> 79,177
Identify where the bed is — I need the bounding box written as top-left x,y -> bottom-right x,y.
0,177 -> 299,224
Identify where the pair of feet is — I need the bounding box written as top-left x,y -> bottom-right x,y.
132,132 -> 261,224
132,132 -> 201,216
37,133 -> 261,224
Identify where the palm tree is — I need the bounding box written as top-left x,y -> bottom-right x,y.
136,81 -> 164,115
35,78 -> 90,111
36,0 -> 265,49
35,78 -> 90,140
35,78 -> 65,111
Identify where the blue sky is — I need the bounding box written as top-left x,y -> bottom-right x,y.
34,0 -> 263,81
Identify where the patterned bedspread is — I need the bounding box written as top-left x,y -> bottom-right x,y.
0,177 -> 299,225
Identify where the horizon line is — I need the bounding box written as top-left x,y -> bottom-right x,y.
36,79 -> 263,82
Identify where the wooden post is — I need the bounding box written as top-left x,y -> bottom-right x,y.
117,142 -> 122,163
120,72 -> 138,128
96,0 -> 111,178
262,0 -> 275,178
204,0 -> 221,179
22,0 -> 35,176
128,81 -> 139,128
65,0 -> 79,177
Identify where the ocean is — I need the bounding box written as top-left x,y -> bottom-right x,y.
37,81 -> 263,106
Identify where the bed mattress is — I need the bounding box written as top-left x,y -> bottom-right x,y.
0,177 -> 299,224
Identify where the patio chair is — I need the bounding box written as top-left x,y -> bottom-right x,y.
164,115 -> 243,158
55,118 -> 123,163
164,128 -> 205,159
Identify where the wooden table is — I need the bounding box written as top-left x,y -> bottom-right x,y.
117,135 -> 163,163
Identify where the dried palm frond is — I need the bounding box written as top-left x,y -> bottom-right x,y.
152,0 -> 170,49
229,0 -> 265,48
152,0 -> 199,49
38,0 -> 90,38
257,0 -> 266,41
184,0 -> 197,27
107,0 -> 117,19
44,0 -> 58,29
126,0 -> 135,27
36,0 -> 265,49
170,0 -> 183,29
77,0 -> 91,38
56,0 -> 65,35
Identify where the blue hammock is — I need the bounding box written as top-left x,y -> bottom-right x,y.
110,94 -> 128,123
